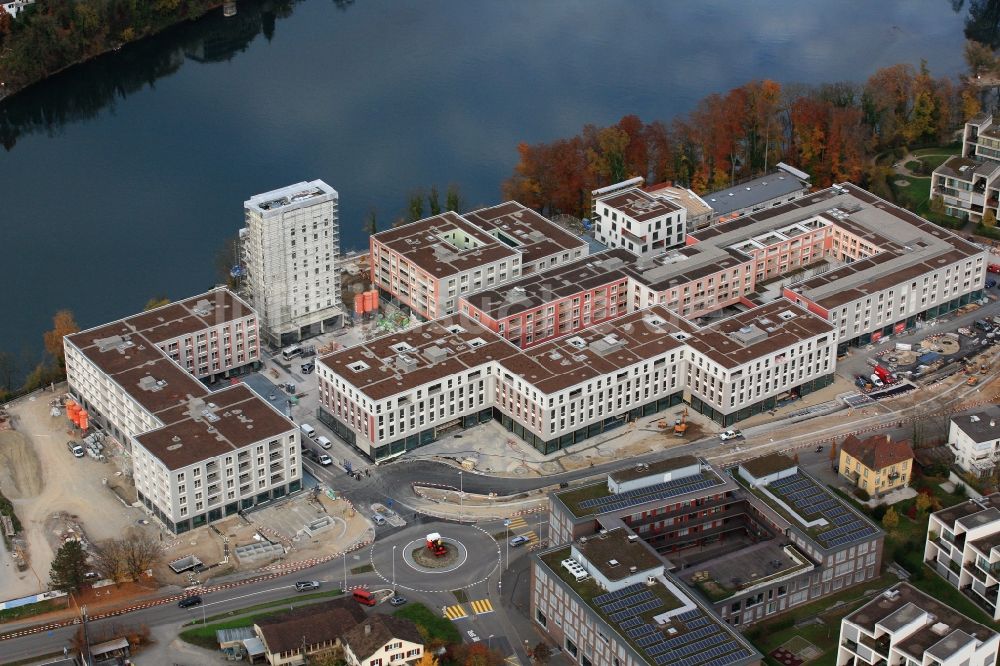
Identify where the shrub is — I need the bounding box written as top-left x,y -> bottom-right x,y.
854,487 -> 871,502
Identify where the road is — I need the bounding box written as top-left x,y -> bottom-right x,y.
0,517 -> 546,663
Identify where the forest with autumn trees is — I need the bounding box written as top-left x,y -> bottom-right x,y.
503,60 -> 981,219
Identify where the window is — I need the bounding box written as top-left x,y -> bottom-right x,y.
565,638 -> 578,659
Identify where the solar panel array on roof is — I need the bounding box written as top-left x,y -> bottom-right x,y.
767,473 -> 877,548
577,474 -> 724,514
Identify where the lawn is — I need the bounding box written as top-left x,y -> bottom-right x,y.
179,590 -> 344,650
912,144 -> 961,159
189,588 -> 344,625
394,602 -> 461,645
889,176 -> 966,230
555,482 -> 611,517
351,563 -> 374,574
746,571 -> 901,666
0,598 -> 67,623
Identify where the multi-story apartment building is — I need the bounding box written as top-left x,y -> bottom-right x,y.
703,163 -> 811,223
532,526 -> 761,666
369,202 -> 587,320
949,406 -> 1000,477
131,384 -> 301,533
644,182 -> 714,232
837,434 -> 914,497
925,494 -> 1000,621
549,454 -> 883,627
64,288 -> 260,444
592,179 -> 688,255
837,583 -> 1000,666
242,180 -> 342,347
458,249 -> 633,348
930,113 -> 1000,223
780,186 -> 986,350
64,288 -> 298,533
317,299 -> 834,460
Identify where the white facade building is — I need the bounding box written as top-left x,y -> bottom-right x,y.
592,179 -> 688,255
925,494 -> 1000,621
949,406 -> 1000,477
318,300 -> 834,461
64,288 -> 298,533
342,616 -> 424,666
0,0 -> 34,18
243,180 -> 342,347
837,583 -> 1000,666
131,385 -> 301,533
64,289 -> 260,445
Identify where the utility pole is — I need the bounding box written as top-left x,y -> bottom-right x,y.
459,471 -> 464,521
81,605 -> 93,666
392,545 -> 397,594
302,635 -> 309,665
504,518 -> 510,571
343,551 -> 347,592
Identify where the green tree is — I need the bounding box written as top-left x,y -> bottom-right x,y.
428,186 -> 441,216
407,192 -> 425,222
143,296 -> 170,311
964,39 -> 997,77
365,209 -> 378,236
882,506 -> 899,531
983,209 -> 997,228
446,184 -> 462,212
929,195 -> 945,215
50,540 -> 89,594
915,492 -> 933,514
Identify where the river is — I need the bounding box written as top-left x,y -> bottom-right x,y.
0,0 -> 975,376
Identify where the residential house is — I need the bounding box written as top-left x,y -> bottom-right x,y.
342,615 -> 424,666
838,434 -> 914,496
254,598 -> 367,666
949,406 -> 1000,477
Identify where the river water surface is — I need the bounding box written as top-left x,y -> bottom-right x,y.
0,0 -> 972,368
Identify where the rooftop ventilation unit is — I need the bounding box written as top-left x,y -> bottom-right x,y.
347,361 -> 370,372
567,337 -> 587,349
731,325 -> 768,346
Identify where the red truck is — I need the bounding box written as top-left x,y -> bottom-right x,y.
873,365 -> 893,384
989,263 -> 1000,274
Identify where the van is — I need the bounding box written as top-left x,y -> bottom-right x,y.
353,589 -> 377,606
316,436 -> 332,449
300,424 -> 316,438
372,513 -> 387,526
66,441 -> 85,458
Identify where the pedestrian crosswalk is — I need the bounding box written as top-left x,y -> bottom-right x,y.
471,598 -> 494,615
443,604 -> 468,620
507,517 -> 527,530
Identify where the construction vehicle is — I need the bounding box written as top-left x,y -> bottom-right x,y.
981,364 -> 989,375
426,532 -> 448,557
968,376 -> 979,386
674,408 -> 688,437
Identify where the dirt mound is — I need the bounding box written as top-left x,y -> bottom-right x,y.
0,430 -> 42,498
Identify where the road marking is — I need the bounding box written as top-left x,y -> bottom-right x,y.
470,598 -> 493,615
507,517 -> 527,530
444,604 -> 468,620
521,530 -> 538,543
202,584 -> 296,607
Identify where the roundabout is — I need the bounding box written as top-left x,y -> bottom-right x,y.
368,521 -> 500,592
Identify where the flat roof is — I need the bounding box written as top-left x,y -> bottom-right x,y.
374,203 -> 586,280
645,184 -> 713,218
934,156 -> 1000,181
244,179 -> 337,213
135,384 -> 296,470
576,527 -> 663,579
845,583 -> 996,660
704,167 -> 809,216
932,494 -> 1000,528
755,468 -> 881,550
609,456 -> 700,483
318,316 -> 520,402
538,546 -> 758,666
599,188 -> 681,222
739,453 -> 795,479
461,249 -> 633,319
555,465 -> 726,519
951,405 -> 1000,442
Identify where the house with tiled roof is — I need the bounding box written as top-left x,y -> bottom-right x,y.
838,434 -> 914,496
253,598 -> 367,666
342,615 -> 424,666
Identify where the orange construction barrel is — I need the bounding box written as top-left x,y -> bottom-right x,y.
78,410 -> 89,431
354,293 -> 364,316
363,291 -> 373,313
371,290 -> 380,311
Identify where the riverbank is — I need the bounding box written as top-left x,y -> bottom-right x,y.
0,0 -> 232,102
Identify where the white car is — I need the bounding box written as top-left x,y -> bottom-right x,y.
870,374 -> 884,388
318,454 -> 333,466
719,429 -> 742,441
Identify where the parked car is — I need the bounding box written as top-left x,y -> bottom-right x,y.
318,454 -> 333,466
177,595 -> 203,608
509,535 -> 531,547
295,581 -> 320,592
987,279 -> 997,289
301,362 -> 315,374
389,595 -> 408,606
870,374 -> 884,388
718,429 -> 742,441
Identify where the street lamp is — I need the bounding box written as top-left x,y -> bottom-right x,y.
343,551 -> 347,592
488,635 -> 495,649
504,518 -> 510,571
459,471 -> 464,521
392,545 -> 397,594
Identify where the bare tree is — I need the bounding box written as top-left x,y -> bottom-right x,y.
123,533 -> 163,583
92,539 -> 128,584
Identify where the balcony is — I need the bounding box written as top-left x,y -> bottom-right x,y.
859,634 -> 890,660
